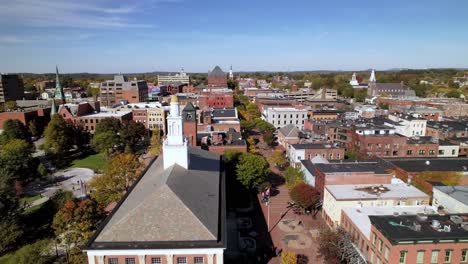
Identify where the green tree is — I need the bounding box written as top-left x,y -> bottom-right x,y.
283,166 -> 305,188
43,114 -> 74,156
268,150 -> 288,169
1,139 -> 35,181
91,131 -> 120,157
120,120 -> 146,153
236,153 -> 270,189
0,119 -> 31,145
4,101 -> 18,111
0,165 -> 22,254
263,130 -> 275,146
354,90 -> 367,102
90,153 -> 141,206
446,89 -> 461,98
28,120 -> 39,138
95,117 -> 122,135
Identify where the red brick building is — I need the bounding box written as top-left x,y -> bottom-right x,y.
207,66 -> 227,87
132,109 -> 148,128
0,108 -> 51,130
199,89 -> 234,109
300,160 -> 394,198
288,143 -> 345,165
182,103 -> 197,146
58,102 -> 132,133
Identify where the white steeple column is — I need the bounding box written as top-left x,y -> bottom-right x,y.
163,95 -> 189,169
87,255 -> 96,264
216,253 -> 223,264
166,254 -> 174,264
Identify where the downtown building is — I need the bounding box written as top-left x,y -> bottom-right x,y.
0,74 -> 24,102
85,96 -> 226,264
100,75 -> 149,106
157,68 -> 190,85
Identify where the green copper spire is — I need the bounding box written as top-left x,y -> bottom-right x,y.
54,66 -> 65,103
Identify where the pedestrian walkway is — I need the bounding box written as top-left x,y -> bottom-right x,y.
258,184 -> 326,264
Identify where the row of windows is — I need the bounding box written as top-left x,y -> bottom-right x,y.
399,249 -> 467,264
272,114 -> 306,119
272,120 -> 305,125
108,256 -> 204,264
406,149 -> 436,155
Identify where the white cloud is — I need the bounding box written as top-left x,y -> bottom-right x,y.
0,0 -> 156,28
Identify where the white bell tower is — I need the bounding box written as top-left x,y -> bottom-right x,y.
163,95 -> 189,169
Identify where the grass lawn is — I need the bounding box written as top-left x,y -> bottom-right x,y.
20,194 -> 42,205
70,152 -> 107,172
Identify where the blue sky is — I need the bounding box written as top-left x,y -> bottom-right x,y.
0,0 -> 467,73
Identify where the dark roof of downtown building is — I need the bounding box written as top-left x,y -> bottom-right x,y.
386,158 -> 468,172
369,214 -> 468,245
211,108 -> 236,118
208,66 -> 226,78
290,143 -> 342,150
427,120 -> 468,131
85,147 -> 226,250
301,159 -> 395,176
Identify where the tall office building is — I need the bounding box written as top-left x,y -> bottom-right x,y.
0,74 -> 24,103
100,75 -> 148,106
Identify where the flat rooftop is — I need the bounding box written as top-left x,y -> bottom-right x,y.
305,160 -> 394,175
343,206 -> 436,239
370,214 -> 468,244
387,158 -> 468,172
85,111 -> 131,118
434,186 -> 468,206
326,183 -> 429,201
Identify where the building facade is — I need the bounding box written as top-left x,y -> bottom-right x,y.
100,75 -> 148,106
157,68 -> 190,85
0,74 -> 24,102
262,107 -> 308,130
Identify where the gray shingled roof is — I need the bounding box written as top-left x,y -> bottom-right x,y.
209,66 -> 225,78
93,147 -> 222,243
278,124 -> 299,138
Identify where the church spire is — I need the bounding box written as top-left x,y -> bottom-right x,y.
370,69 -> 377,83
228,65 -> 233,79
54,66 -> 66,104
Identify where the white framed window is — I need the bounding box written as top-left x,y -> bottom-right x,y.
177,257 -> 187,264
194,256 -> 204,264
431,250 -> 439,264
416,250 -> 425,264
125,258 -> 135,264
462,249 -> 468,263
399,251 -> 407,264
151,258 -> 161,264
108,258 -> 119,264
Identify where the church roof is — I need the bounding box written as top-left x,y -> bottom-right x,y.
209,66 -> 226,78
86,147 -> 225,250
183,102 -> 196,112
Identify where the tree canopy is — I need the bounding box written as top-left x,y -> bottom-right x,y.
1,139 -> 35,181
236,152 -> 270,189
43,114 -> 74,155
90,153 -> 141,206
283,166 -> 305,188
289,182 -> 320,209
0,119 -> 31,145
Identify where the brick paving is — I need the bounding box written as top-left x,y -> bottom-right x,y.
252,133 -> 327,264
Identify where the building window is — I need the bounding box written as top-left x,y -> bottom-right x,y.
177,257 -> 187,264
399,251 -> 407,264
429,150 -> 435,155
384,246 -> 390,260
419,150 -> 425,155
372,232 -> 377,245
108,258 -> 118,264
431,250 -> 439,264
416,250 -> 425,264
444,250 -> 452,263
407,150 -> 413,155
462,249 -> 468,263
194,257 -> 204,264
151,257 -> 161,264
125,258 -> 136,264
378,239 -> 383,252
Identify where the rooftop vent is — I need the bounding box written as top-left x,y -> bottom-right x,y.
450,215 -> 463,224
412,222 -> 421,232
431,220 -> 441,229
417,214 -> 428,221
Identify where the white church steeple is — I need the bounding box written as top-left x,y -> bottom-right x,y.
229,65 -> 234,79
370,69 -> 377,83
163,95 -> 189,169
350,72 -> 359,86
